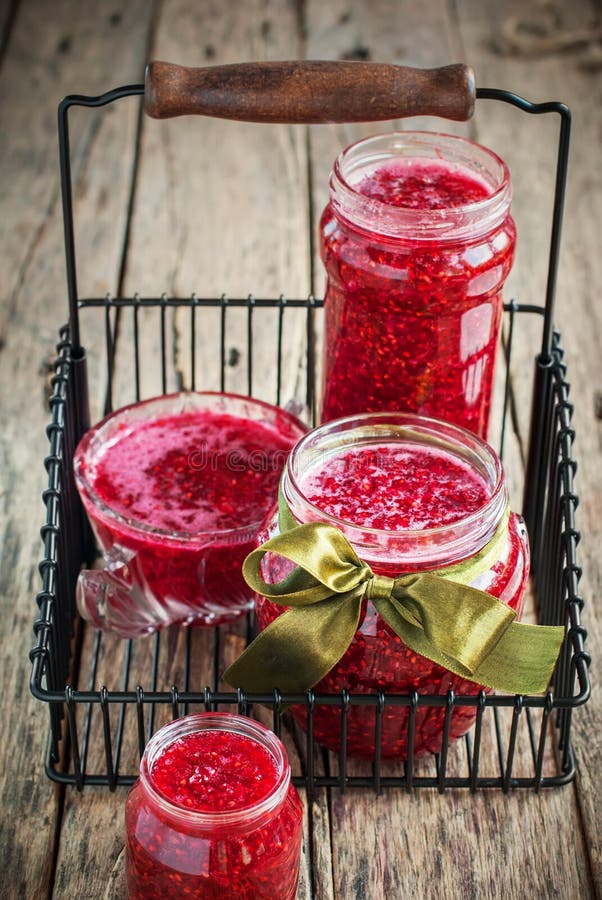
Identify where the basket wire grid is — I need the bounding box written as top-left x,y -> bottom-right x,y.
29,81 -> 590,793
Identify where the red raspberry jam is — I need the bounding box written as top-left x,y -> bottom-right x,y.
125,714 -> 303,900
150,731 -> 279,811
255,414 -> 530,759
301,443 -> 489,530
320,132 -> 516,438
356,160 -> 490,209
91,410 -> 294,533
74,393 -> 305,633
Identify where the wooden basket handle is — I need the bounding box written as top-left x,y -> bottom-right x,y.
144,60 -> 475,123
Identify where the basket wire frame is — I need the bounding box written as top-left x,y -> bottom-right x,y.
30,83 -> 590,793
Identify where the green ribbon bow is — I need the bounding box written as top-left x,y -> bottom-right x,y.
224,500 -> 564,696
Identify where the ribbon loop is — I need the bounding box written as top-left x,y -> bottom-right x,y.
242,521 -> 372,607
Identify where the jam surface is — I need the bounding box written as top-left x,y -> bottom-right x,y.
356,159 -> 490,209
92,409 -> 295,533
301,442 -> 489,530
77,401 -> 303,629
150,730 -> 279,812
320,157 -> 515,437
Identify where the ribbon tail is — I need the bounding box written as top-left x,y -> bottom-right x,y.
224,590 -> 363,695
375,587 -> 564,694
466,621 -> 565,694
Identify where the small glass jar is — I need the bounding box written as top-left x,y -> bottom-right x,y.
125,713 -> 303,900
319,132 -> 516,438
255,413 -> 530,759
74,392 -> 305,636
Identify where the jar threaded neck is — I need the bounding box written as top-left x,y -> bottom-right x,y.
330,131 -> 512,242
283,413 -> 508,571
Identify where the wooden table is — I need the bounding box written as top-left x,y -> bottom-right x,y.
2,1 -> 600,897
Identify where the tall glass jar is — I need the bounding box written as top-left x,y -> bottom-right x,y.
319,132 -> 516,438
125,713 -> 303,899
255,413 -> 530,759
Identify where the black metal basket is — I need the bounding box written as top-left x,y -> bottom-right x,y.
30,77 -> 590,793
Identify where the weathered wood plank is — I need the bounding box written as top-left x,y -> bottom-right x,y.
110,0 -> 311,410
0,0 -> 144,343
3,1 -> 598,898
0,1 -> 156,898
331,787 -> 593,898
0,0 -> 17,61
455,0 -> 602,893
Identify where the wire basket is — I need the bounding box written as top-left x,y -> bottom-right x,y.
30,64 -> 591,793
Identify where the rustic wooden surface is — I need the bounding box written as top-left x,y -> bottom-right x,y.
0,0 -> 600,898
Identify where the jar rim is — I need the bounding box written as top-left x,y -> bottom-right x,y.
330,131 -> 512,242
283,412 -> 508,569
74,390 -> 306,544
139,713 -> 291,830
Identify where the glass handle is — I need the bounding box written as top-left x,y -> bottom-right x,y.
76,567 -> 172,639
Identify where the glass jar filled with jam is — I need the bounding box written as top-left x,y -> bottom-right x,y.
74,392 -> 305,635
255,413 -> 530,759
319,132 -> 516,438
125,713 -> 303,899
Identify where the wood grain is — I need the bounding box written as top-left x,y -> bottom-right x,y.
144,60 -> 475,122
54,1 -> 315,898
111,0 -> 311,411
456,0 -> 602,891
0,1 -> 155,898
306,0 -> 597,897
1,1 -> 599,899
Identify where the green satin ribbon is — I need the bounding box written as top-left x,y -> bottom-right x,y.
224,499 -> 564,696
